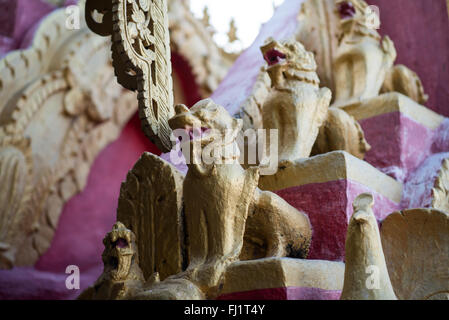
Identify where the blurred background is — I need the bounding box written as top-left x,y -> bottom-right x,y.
190,0 -> 285,52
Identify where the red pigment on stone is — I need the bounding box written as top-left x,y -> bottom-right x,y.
338,1 -> 356,19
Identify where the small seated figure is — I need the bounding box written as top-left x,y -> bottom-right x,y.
78,222 -> 145,300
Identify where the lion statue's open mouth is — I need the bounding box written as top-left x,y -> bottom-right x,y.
264,48 -> 287,66
169,99 -> 242,148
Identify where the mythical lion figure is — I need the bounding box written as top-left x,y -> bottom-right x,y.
259,38 -> 370,161
78,222 -> 145,300
81,99 -> 312,300
333,0 -> 397,108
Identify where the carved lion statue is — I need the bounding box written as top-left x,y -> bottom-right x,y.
81,99 -> 313,300
168,99 -> 312,293
259,38 -> 370,161
78,222 -> 145,300
333,0 -> 397,108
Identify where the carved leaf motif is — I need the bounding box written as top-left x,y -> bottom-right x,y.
381,209 -> 449,300
0,140 -> 33,268
117,152 -> 184,281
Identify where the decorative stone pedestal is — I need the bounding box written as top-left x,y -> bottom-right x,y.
216,258 -> 344,300
343,92 -> 445,182
260,151 -> 402,261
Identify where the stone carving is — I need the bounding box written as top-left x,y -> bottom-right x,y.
14,0 -> 444,301
85,0 -> 175,152
296,0 -> 341,92
0,0 -> 234,269
342,195 -> 449,300
0,137 -> 33,268
81,100 -> 312,299
333,0 -> 397,108
0,6 -> 137,269
296,0 -> 426,108
85,0 -> 233,104
341,193 -> 397,300
381,65 -> 429,105
116,151 -> 185,281
78,222 -> 145,300
312,107 -> 370,160
381,209 -> 449,300
249,38 -> 370,162
259,38 -> 331,162
167,0 -> 234,97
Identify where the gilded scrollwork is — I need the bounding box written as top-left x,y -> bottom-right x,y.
86,0 -> 175,152
0,5 -> 138,268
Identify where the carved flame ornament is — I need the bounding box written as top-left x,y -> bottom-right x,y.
86,0 -> 175,152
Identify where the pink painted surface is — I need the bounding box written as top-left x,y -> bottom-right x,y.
211,0 -> 305,116
401,152 -> 449,210
368,0 -> 449,117
1,0 -> 449,301
360,112 -> 436,182
0,114 -> 159,299
433,118 -> 449,153
218,287 -> 341,301
0,266 -> 101,300
0,49 -> 202,299
277,179 -> 399,261
0,0 -> 55,57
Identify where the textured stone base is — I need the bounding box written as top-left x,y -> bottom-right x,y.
260,151 -> 402,260
343,93 -> 444,182
217,258 -> 344,300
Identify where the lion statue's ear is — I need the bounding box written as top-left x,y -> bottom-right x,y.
175,104 -> 189,115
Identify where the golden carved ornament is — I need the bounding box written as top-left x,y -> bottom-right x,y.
332,0 -> 397,108
239,38 -> 370,162
341,193 -> 397,300
81,100 -> 312,300
295,0 -> 427,108
381,209 -> 449,300
0,0 -> 232,269
342,194 -> 449,300
0,4 -> 137,269
78,222 -> 145,300
381,64 -> 429,105
85,0 -> 175,152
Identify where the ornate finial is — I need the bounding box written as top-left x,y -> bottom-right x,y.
85,0 -> 175,152
227,19 -> 238,43
202,6 -> 211,27
341,194 -> 397,300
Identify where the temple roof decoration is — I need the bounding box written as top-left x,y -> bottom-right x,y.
0,0 -> 232,268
